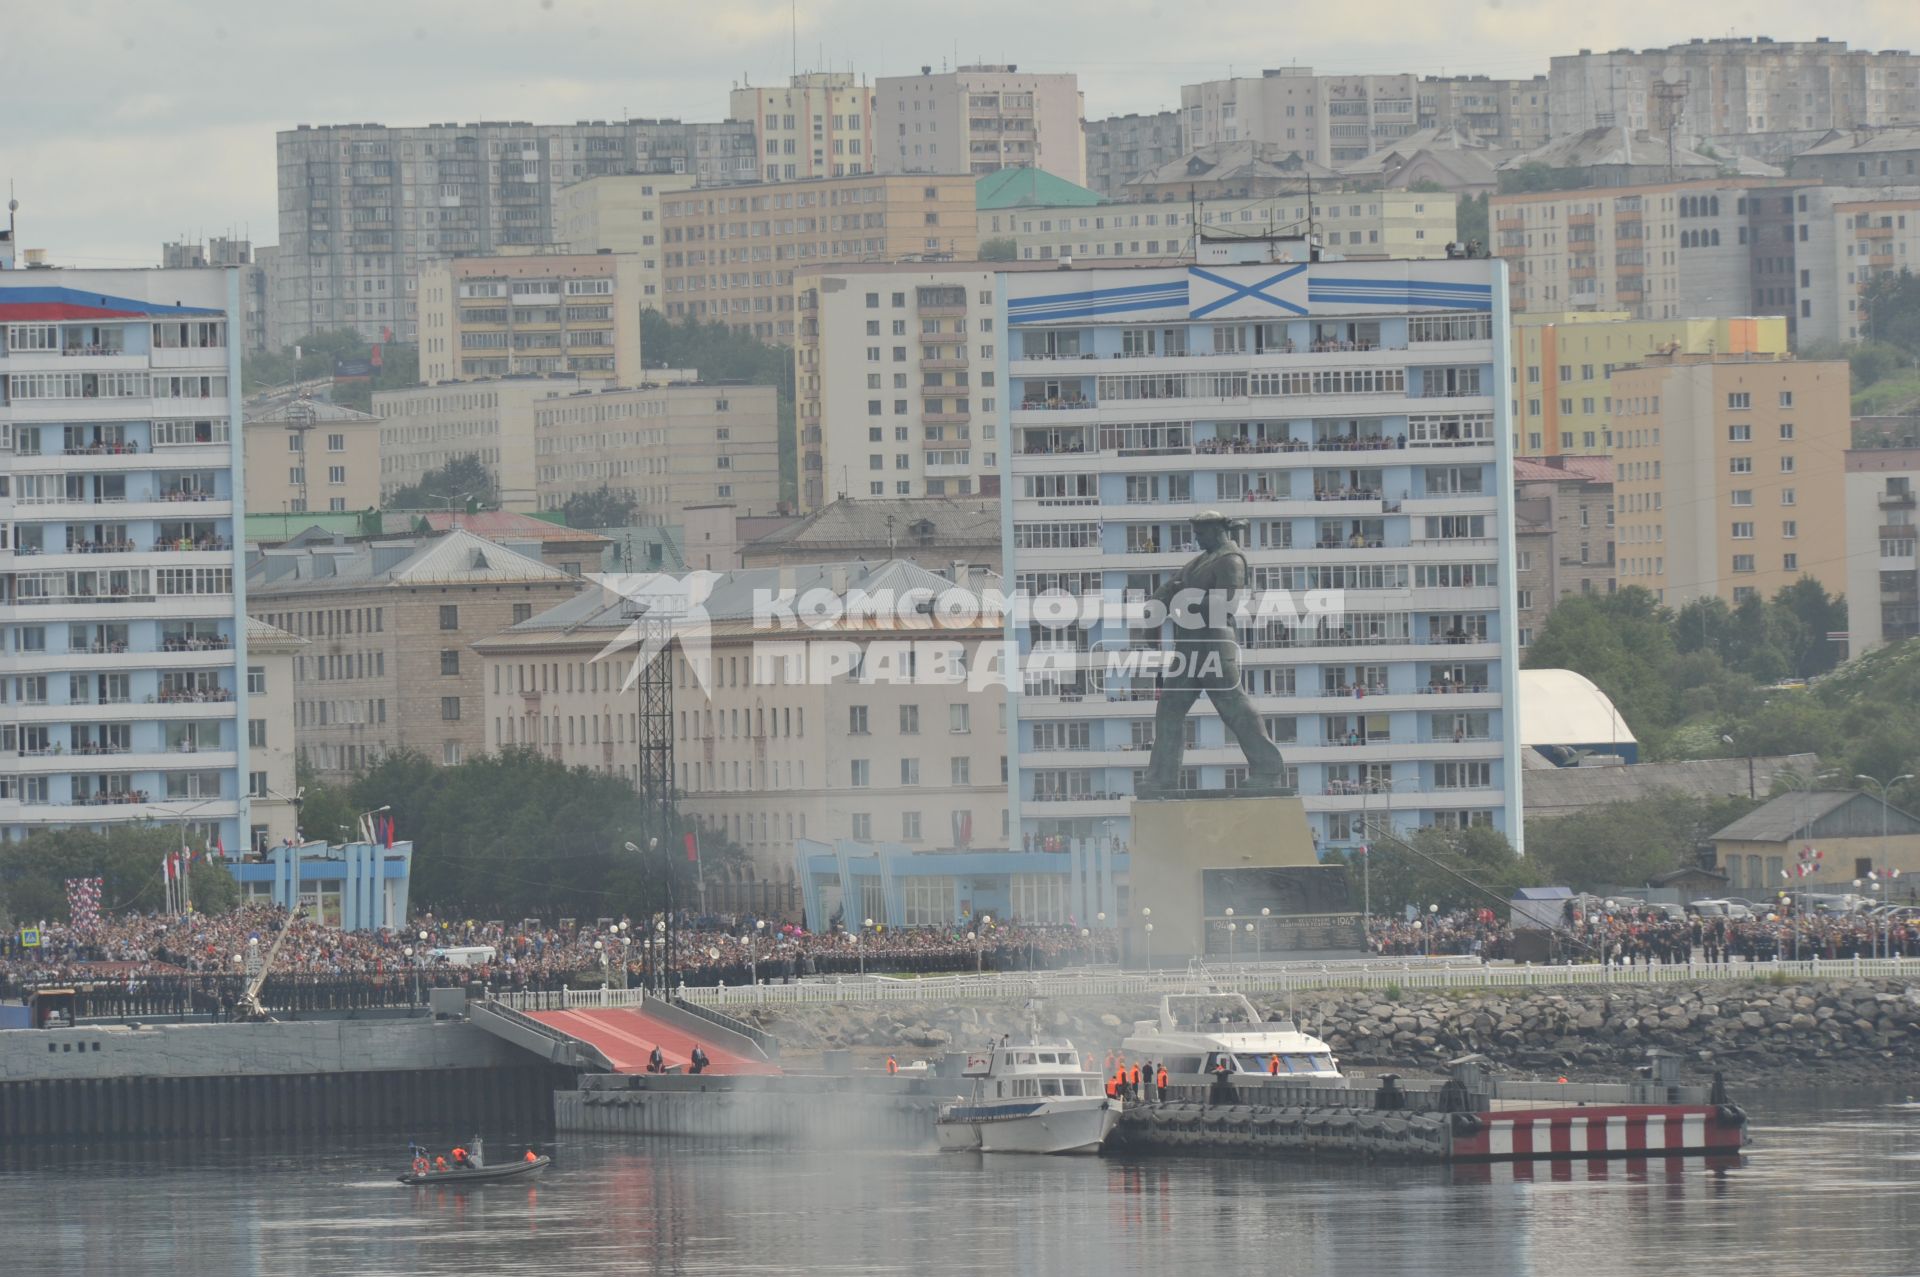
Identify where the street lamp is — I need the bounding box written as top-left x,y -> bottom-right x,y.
969,930 -> 981,972
1224,907 -> 1236,962
1258,907 -> 1270,963
749,918 -> 765,986
1857,774 -> 1914,900
1426,903 -> 1439,956
860,917 -> 873,977
1144,922 -> 1154,972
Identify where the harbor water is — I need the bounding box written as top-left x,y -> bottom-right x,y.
2,1090 -> 1916,1276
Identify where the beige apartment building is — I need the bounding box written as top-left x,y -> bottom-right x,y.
1513,457 -> 1615,649
1511,314 -> 1789,458
1611,352 -> 1848,606
1492,179 -> 1799,321
532,381 -> 782,521
876,65 -> 1085,184
474,561 -> 1010,884
375,376 -> 581,512
552,173 -> 698,310
660,173 -> 978,343
795,261 -> 1018,509
986,191 -> 1456,263
730,72 -> 876,182
244,617 -> 306,850
1790,186 -> 1920,345
1842,446 -> 1920,661
417,252 -> 644,386
244,397 -> 382,515
248,529 -> 585,781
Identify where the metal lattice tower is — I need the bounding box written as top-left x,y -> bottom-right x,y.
624,599 -> 679,986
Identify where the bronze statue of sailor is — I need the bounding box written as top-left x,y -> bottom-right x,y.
1139,511 -> 1287,796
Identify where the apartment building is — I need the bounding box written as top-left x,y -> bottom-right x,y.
1511,313 -> 1789,458
273,118 -> 757,344
1513,457 -> 1615,649
532,381 -> 780,521
1003,257 -> 1522,857
1183,69 -> 1419,165
552,173 -> 698,309
417,252 -> 643,387
1791,128 -> 1920,186
0,269 -> 250,852
474,561 -> 1010,883
1842,446 -> 1920,661
1083,111 -> 1186,197
160,238 -> 271,353
1492,178 -> 1803,321
1611,352 -> 1848,606
244,617 -> 305,849
795,262 -> 1013,509
1548,38 -> 1920,140
244,397 -> 381,515
661,173 -> 978,344
730,72 -> 876,182
1791,186 -> 1920,345
247,529 -> 585,781
376,375 -> 578,512
1419,76 -> 1551,151
876,65 -> 1085,184
987,191 -> 1456,264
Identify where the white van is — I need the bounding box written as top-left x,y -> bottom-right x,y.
429,945 -> 498,967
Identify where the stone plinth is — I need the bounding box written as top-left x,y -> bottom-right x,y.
1127,793 -> 1319,961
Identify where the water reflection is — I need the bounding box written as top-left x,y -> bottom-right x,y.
0,1093 -> 1912,1276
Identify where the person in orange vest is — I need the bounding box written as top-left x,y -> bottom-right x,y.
523,1148 -> 539,1163
885,1054 -> 899,1074
1155,1063 -> 1169,1101
1129,1062 -> 1142,1097
433,1155 -> 448,1172
1103,1049 -> 1116,1075
1105,1071 -> 1119,1100
1113,1063 -> 1128,1101
450,1145 -> 469,1168
1268,1053 -> 1282,1076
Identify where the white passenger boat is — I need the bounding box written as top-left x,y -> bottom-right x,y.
1120,990 -> 1342,1079
935,1037 -> 1120,1155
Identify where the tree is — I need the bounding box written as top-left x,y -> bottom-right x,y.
978,237 -> 1019,261
1337,825 -> 1529,915
1863,267 -> 1920,355
1455,192 -> 1488,245
243,328 -> 419,409
1528,791 -> 1757,891
0,825 -> 225,922
1524,589 -> 1683,736
385,454 -> 498,511
1771,578 -> 1847,679
560,485 -> 639,530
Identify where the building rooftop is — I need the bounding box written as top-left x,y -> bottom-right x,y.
1124,141 -> 1343,192
1794,126 -> 1920,158
1513,455 -> 1615,484
742,496 -> 1001,556
246,512 -> 376,546
244,396 -> 380,425
1523,753 -> 1819,820
377,510 -> 613,545
1501,127 -> 1782,177
976,168 -> 1107,210
244,616 -> 308,651
250,528 -> 578,594
1709,789 -> 1862,843
596,524 -> 688,573
1518,668 -> 1638,751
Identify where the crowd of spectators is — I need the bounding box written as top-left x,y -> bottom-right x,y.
1367,904 -> 1920,962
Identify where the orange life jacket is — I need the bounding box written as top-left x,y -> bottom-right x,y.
1129,1065 -> 1142,1086
524,1149 -> 538,1163
1105,1076 -> 1118,1098
1268,1055 -> 1281,1075
885,1056 -> 898,1074
1157,1068 -> 1169,1089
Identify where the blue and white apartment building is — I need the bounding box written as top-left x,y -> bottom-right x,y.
1002,254 -> 1523,864
0,268 -> 251,852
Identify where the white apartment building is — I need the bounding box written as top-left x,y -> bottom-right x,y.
730,72 -> 876,182
1183,70 -> 1419,165
876,65 -> 1085,184
273,118 -> 757,343
417,252 -> 644,387
1002,257 -> 1521,857
244,617 -> 305,848
987,192 -> 1457,264
532,381 -> 781,522
1789,186 -> 1920,345
375,375 -> 580,512
1,268 -> 251,853
474,561 -> 1010,884
795,262 -> 1013,510
552,173 -> 698,309
1843,446 -> 1920,661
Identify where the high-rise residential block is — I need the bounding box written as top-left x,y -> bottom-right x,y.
1002,256 -> 1522,857
1418,76 -> 1552,151
1082,111 -> 1186,197
244,397 -> 382,516
1,268 -> 249,853
1549,39 -> 1920,141
1511,313 -> 1789,458
1843,445 -> 1920,660
552,173 -> 698,309
876,65 -> 1085,184
730,73 -> 877,182
161,238 -> 271,353
1512,456 -> 1615,651
532,381 -> 781,520
417,251 -> 644,387
1611,352 -> 1848,606
274,118 -> 757,344
1786,185 -> 1920,345
376,377 -> 579,512
660,173 -> 977,344
794,262 -> 1013,509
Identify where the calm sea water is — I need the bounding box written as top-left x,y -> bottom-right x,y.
3,1091 -> 1918,1277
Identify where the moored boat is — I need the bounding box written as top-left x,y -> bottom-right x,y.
936,1037 -> 1120,1155
398,1138 -> 549,1185
1121,989 -> 1341,1079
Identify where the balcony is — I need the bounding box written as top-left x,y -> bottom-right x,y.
1880,490 -> 1916,510
924,411 -> 971,425
917,303 -> 968,318
920,356 -> 969,371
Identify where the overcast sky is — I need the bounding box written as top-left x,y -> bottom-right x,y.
5,1 -> 1919,268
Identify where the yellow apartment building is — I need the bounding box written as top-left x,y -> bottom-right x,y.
417,252 -> 645,386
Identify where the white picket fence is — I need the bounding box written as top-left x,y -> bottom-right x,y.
493,955 -> 1920,1012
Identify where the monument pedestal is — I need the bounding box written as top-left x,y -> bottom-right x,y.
1127,793 -> 1346,962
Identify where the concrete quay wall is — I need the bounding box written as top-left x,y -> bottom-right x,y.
0,1018 -> 526,1082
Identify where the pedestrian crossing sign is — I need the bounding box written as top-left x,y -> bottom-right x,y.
19,927 -> 41,948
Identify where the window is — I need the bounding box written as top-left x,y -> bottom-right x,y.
1779,390 -> 1793,407
328,466 -> 346,484
248,719 -> 267,747
1784,553 -> 1799,571
1729,458 -> 1752,475
441,696 -> 461,721
900,758 -> 920,784
249,771 -> 269,799
949,703 -> 971,733
851,813 -> 873,840
851,759 -> 871,787
899,705 -> 920,735
849,705 -> 869,735
1726,392 -> 1750,410
901,811 -> 922,840
512,603 -> 532,623
1780,455 -> 1795,473
443,742 -> 462,766
1779,423 -> 1795,440
1732,555 -> 1756,573
1731,522 -> 1754,539
1516,589 -> 1534,610
1782,521 -> 1797,539
247,666 -> 266,695
1727,424 -> 1752,442
950,756 -> 971,785
1730,490 -> 1753,507
327,433 -> 345,452
439,605 -> 459,630
440,650 -> 460,675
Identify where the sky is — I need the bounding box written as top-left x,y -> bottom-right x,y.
5,0 -> 1920,268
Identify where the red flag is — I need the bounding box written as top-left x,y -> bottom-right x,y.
683,831 -> 699,864
214,831 -> 225,859
383,816 -> 395,848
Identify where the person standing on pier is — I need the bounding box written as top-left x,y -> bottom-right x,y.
1155,1064 -> 1169,1102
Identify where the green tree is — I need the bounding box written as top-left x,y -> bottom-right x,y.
385,454 -> 498,511
1454,192 -> 1488,245
1863,267 -> 1920,355
1527,791 -> 1757,891
1524,589 -> 1682,735
1771,578 -> 1847,679
0,825 -> 223,922
978,237 -> 1019,261
560,484 -> 639,530
1337,825 -> 1530,915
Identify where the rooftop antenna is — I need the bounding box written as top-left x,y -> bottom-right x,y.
791,0 -> 797,79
